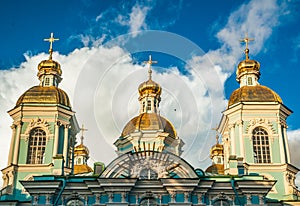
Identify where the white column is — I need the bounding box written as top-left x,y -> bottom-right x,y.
184,192 -> 189,203
7,124 -> 16,165
246,194 -> 252,205
259,195 -> 264,205
13,121 -> 22,164
277,123 -> 286,163
229,124 -> 236,155
52,121 -> 60,158
63,124 -> 69,167
283,125 -> 291,163
237,120 -> 244,159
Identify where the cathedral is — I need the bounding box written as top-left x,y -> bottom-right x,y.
0,33 -> 299,205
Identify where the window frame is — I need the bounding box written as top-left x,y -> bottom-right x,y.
26,127 -> 47,164
252,127 -> 271,163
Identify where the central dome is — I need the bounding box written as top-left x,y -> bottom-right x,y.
121,113 -> 177,138
16,86 -> 71,108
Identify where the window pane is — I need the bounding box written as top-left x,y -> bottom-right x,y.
27,128 -> 46,164
252,127 -> 271,164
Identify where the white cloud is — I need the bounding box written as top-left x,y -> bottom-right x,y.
128,5 -> 150,37
287,129 -> 300,187
1,0 -> 299,191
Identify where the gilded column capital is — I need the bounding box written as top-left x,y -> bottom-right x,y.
10,124 -> 17,130
64,124 -> 70,129
236,120 -> 243,126
228,124 -> 234,129
14,120 -> 23,126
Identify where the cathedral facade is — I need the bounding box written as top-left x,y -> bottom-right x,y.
0,34 -> 299,205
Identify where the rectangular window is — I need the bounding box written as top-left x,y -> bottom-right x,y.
45,77 -> 50,86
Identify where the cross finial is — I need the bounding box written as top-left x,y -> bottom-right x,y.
212,126 -> 219,144
44,32 -> 59,60
240,33 -> 254,60
143,55 -> 157,80
79,124 -> 88,145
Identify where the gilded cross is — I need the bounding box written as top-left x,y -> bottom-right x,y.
240,33 -> 254,60
212,126 -> 219,144
80,124 -> 88,144
44,32 -> 59,60
143,55 -> 157,80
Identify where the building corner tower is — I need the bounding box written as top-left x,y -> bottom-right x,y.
1,33 -> 79,201
218,36 -> 299,201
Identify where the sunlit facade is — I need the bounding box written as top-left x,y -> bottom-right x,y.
0,34 -> 299,205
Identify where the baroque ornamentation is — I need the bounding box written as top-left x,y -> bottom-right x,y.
245,118 -> 276,134
24,118 -> 51,142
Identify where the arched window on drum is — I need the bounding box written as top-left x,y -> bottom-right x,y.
27,128 -> 47,164
252,127 -> 271,163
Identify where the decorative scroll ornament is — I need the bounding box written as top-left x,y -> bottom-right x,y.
246,118 -> 276,134
24,118 -> 51,141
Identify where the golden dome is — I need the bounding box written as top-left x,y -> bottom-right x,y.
228,85 -> 282,107
73,164 -> 93,175
121,113 -> 177,138
74,143 -> 89,156
210,143 -> 224,159
16,86 -> 71,108
37,59 -> 62,78
205,164 -> 224,175
138,79 -> 161,96
236,59 -> 260,82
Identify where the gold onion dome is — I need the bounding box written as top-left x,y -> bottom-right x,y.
16,33 -> 71,108
228,85 -> 282,107
16,86 -> 71,107
121,113 -> 177,138
37,59 -> 62,78
228,34 -> 282,107
138,79 -> 161,96
74,143 -> 90,156
210,142 -> 224,159
236,57 -> 260,83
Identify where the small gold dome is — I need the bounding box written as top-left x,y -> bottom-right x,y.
228,85 -> 282,107
73,164 -> 93,175
236,59 -> 260,83
37,59 -> 62,78
205,164 -> 224,175
210,143 -> 224,159
16,86 -> 71,108
138,79 -> 161,96
74,143 -> 89,156
121,113 -> 177,138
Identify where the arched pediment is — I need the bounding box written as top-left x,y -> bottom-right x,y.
100,151 -> 198,179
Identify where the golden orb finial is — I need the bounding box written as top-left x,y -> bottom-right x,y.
44,32 -> 59,60
240,33 -> 254,60
143,55 -> 157,80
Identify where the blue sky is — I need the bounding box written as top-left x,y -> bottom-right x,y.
0,0 -> 300,184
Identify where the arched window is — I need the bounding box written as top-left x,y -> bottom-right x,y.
140,168 -> 158,180
213,199 -> 230,206
27,128 -> 47,164
66,199 -> 84,206
252,127 -> 271,163
140,196 -> 157,206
